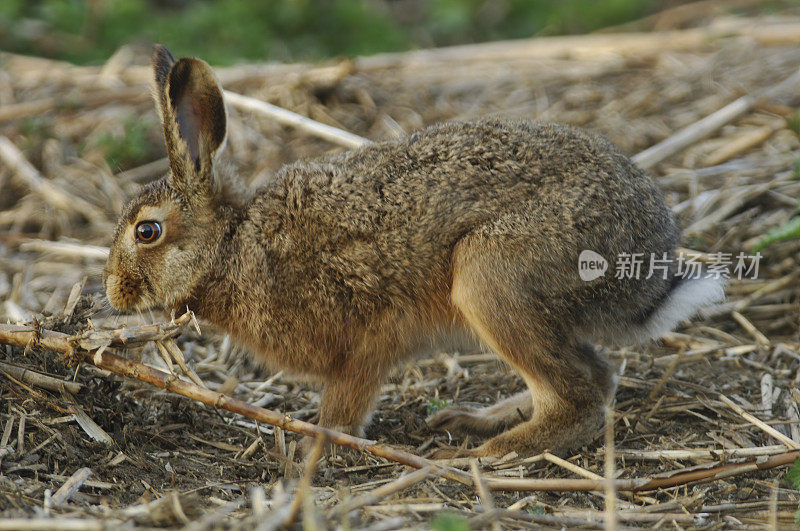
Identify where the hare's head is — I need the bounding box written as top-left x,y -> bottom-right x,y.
104,45 -> 229,311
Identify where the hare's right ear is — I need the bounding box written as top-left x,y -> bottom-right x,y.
151,44 -> 227,203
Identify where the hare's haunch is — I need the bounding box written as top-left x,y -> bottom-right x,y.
104,46 -> 724,456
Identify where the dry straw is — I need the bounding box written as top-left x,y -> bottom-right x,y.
4,7 -> 800,528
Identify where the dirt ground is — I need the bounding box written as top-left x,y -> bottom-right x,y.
4,7 -> 800,529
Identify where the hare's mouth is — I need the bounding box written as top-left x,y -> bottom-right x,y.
104,273 -> 152,311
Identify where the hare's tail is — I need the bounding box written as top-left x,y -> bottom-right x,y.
622,275 -> 725,345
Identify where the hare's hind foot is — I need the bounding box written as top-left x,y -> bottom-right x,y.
426,391 -> 533,437
430,389 -> 609,458
472,400 -> 607,457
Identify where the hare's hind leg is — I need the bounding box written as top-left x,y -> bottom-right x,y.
443,234 -> 615,456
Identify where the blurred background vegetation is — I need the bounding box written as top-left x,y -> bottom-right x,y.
0,0 -> 683,65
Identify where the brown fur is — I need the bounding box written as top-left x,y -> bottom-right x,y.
105,46 -> 702,456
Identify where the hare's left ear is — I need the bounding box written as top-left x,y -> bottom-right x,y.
152,44 -> 175,114
151,44 -> 227,202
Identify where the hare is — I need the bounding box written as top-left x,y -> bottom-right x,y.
104,45 -> 724,457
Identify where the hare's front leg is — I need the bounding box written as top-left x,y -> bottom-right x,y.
317,358 -> 389,436
299,360 -> 386,458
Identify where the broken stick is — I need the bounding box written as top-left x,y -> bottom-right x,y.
632,67 -> 800,169
223,91 -> 370,150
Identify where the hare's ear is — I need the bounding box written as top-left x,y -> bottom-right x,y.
152,45 -> 227,201
152,44 -> 175,120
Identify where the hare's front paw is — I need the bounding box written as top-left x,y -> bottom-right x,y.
426,408 -> 479,434
428,407 -> 511,437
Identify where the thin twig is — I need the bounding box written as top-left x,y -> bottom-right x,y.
613,444 -> 789,461
484,449 -> 800,491
631,67 -> 800,169
0,519 -> 107,531
51,467 -> 93,505
543,452 -> 602,480
470,459 -> 500,531
718,394 -> 800,449
224,91 -> 370,149
604,406 -> 617,531
283,435 -> 326,528
336,466 -> 432,515
18,240 -> 109,260
0,361 -> 82,394
0,136 -> 108,225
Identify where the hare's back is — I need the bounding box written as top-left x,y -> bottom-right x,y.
255,119 -> 676,313
280,119 -> 671,244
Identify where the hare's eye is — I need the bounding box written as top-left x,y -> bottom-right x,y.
135,221 -> 162,243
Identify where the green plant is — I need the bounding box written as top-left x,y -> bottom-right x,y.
528,505 -> 546,515
785,457 -> 800,524
788,111 -> 800,138
20,117 -> 54,151
0,0 -> 667,66
93,116 -> 155,171
754,155 -> 800,251
755,216 -> 800,252
432,512 -> 470,531
426,398 -> 452,415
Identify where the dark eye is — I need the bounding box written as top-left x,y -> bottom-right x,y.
135,221 -> 162,243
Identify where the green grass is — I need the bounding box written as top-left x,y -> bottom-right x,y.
786,457 -> 800,524
1,0 -> 668,66
755,216 -> 800,252
426,398 -> 452,416
787,110 -> 800,137
754,154 -> 800,252
19,117 -> 54,152
432,512 -> 470,531
91,116 -> 157,171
